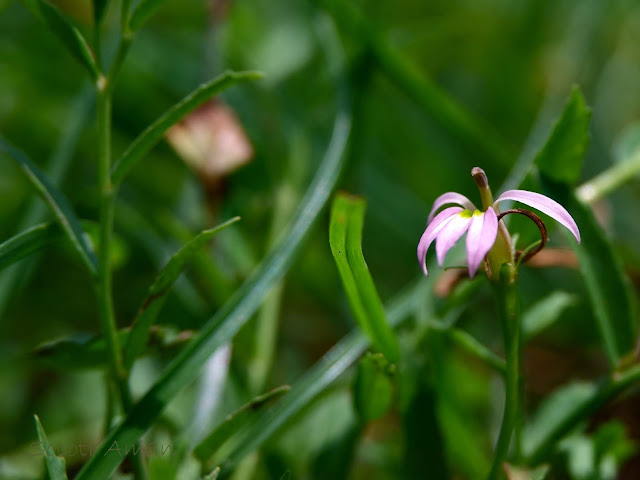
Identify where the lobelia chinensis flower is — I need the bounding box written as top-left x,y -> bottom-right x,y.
417,167 -> 581,279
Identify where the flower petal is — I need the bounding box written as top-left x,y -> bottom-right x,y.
435,211 -> 473,266
417,207 -> 463,275
495,190 -> 581,243
427,192 -> 477,223
466,207 -> 498,278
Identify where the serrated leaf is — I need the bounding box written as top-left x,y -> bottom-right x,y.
0,223 -> 63,273
535,86 -> 591,186
522,291 -> 579,340
21,0 -> 99,80
123,217 -> 240,370
329,193 -> 399,362
111,71 -> 262,185
0,138 -> 98,275
34,415 -> 69,480
194,385 -> 290,463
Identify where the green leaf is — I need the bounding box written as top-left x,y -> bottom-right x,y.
32,326 -> 193,370
194,385 -> 290,463
523,382 -> 597,461
542,176 -> 637,365
210,279 -> 426,476
111,71 -> 262,185
33,414 -> 69,480
522,291 -> 579,340
92,0 -> 109,25
123,217 -> 240,370
21,0 -> 99,80
0,223 -> 63,273
329,193 -> 399,362
74,88 -> 351,480
202,467 -> 220,480
128,0 -> 168,30
535,86 -> 591,186
0,138 -> 98,275
353,352 -> 394,422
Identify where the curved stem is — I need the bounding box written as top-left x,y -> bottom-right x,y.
487,264 -> 521,480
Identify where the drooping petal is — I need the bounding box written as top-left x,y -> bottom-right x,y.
427,192 -> 478,223
495,190 -> 581,243
435,211 -> 473,266
465,207 -> 498,278
417,207 -> 463,275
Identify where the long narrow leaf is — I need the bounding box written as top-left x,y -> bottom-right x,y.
110,71 -> 262,185
33,326 -> 193,371
128,0 -> 169,31
21,0 -> 99,80
329,194 -> 399,362
213,279 -> 426,474
194,385 -> 290,463
123,217 -> 240,370
74,90 -> 351,480
34,415 -> 69,480
0,138 -> 98,275
0,223 -> 63,273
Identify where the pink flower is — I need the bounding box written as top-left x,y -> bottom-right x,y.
418,174 -> 581,278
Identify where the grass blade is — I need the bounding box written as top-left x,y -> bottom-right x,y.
329,194 -> 399,362
128,0 -> 168,31
123,217 -> 240,370
194,385 -> 291,463
74,90 -> 351,480
33,414 -> 69,480
0,223 -> 63,273
0,138 -> 98,275
21,0 -> 99,80
213,279 -> 426,475
110,71 -> 262,185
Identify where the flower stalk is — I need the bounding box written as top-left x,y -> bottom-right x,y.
487,263 -> 520,480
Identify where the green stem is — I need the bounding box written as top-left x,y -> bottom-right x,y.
97,62 -> 147,480
576,153 -> 640,204
96,83 -> 125,385
487,264 -> 520,480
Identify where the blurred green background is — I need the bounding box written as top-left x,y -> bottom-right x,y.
2,0 -> 640,478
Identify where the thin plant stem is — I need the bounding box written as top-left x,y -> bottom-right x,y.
576,153 -> 640,204
94,7 -> 147,477
487,264 -> 521,480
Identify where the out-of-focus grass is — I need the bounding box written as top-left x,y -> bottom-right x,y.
1,0 -> 640,478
